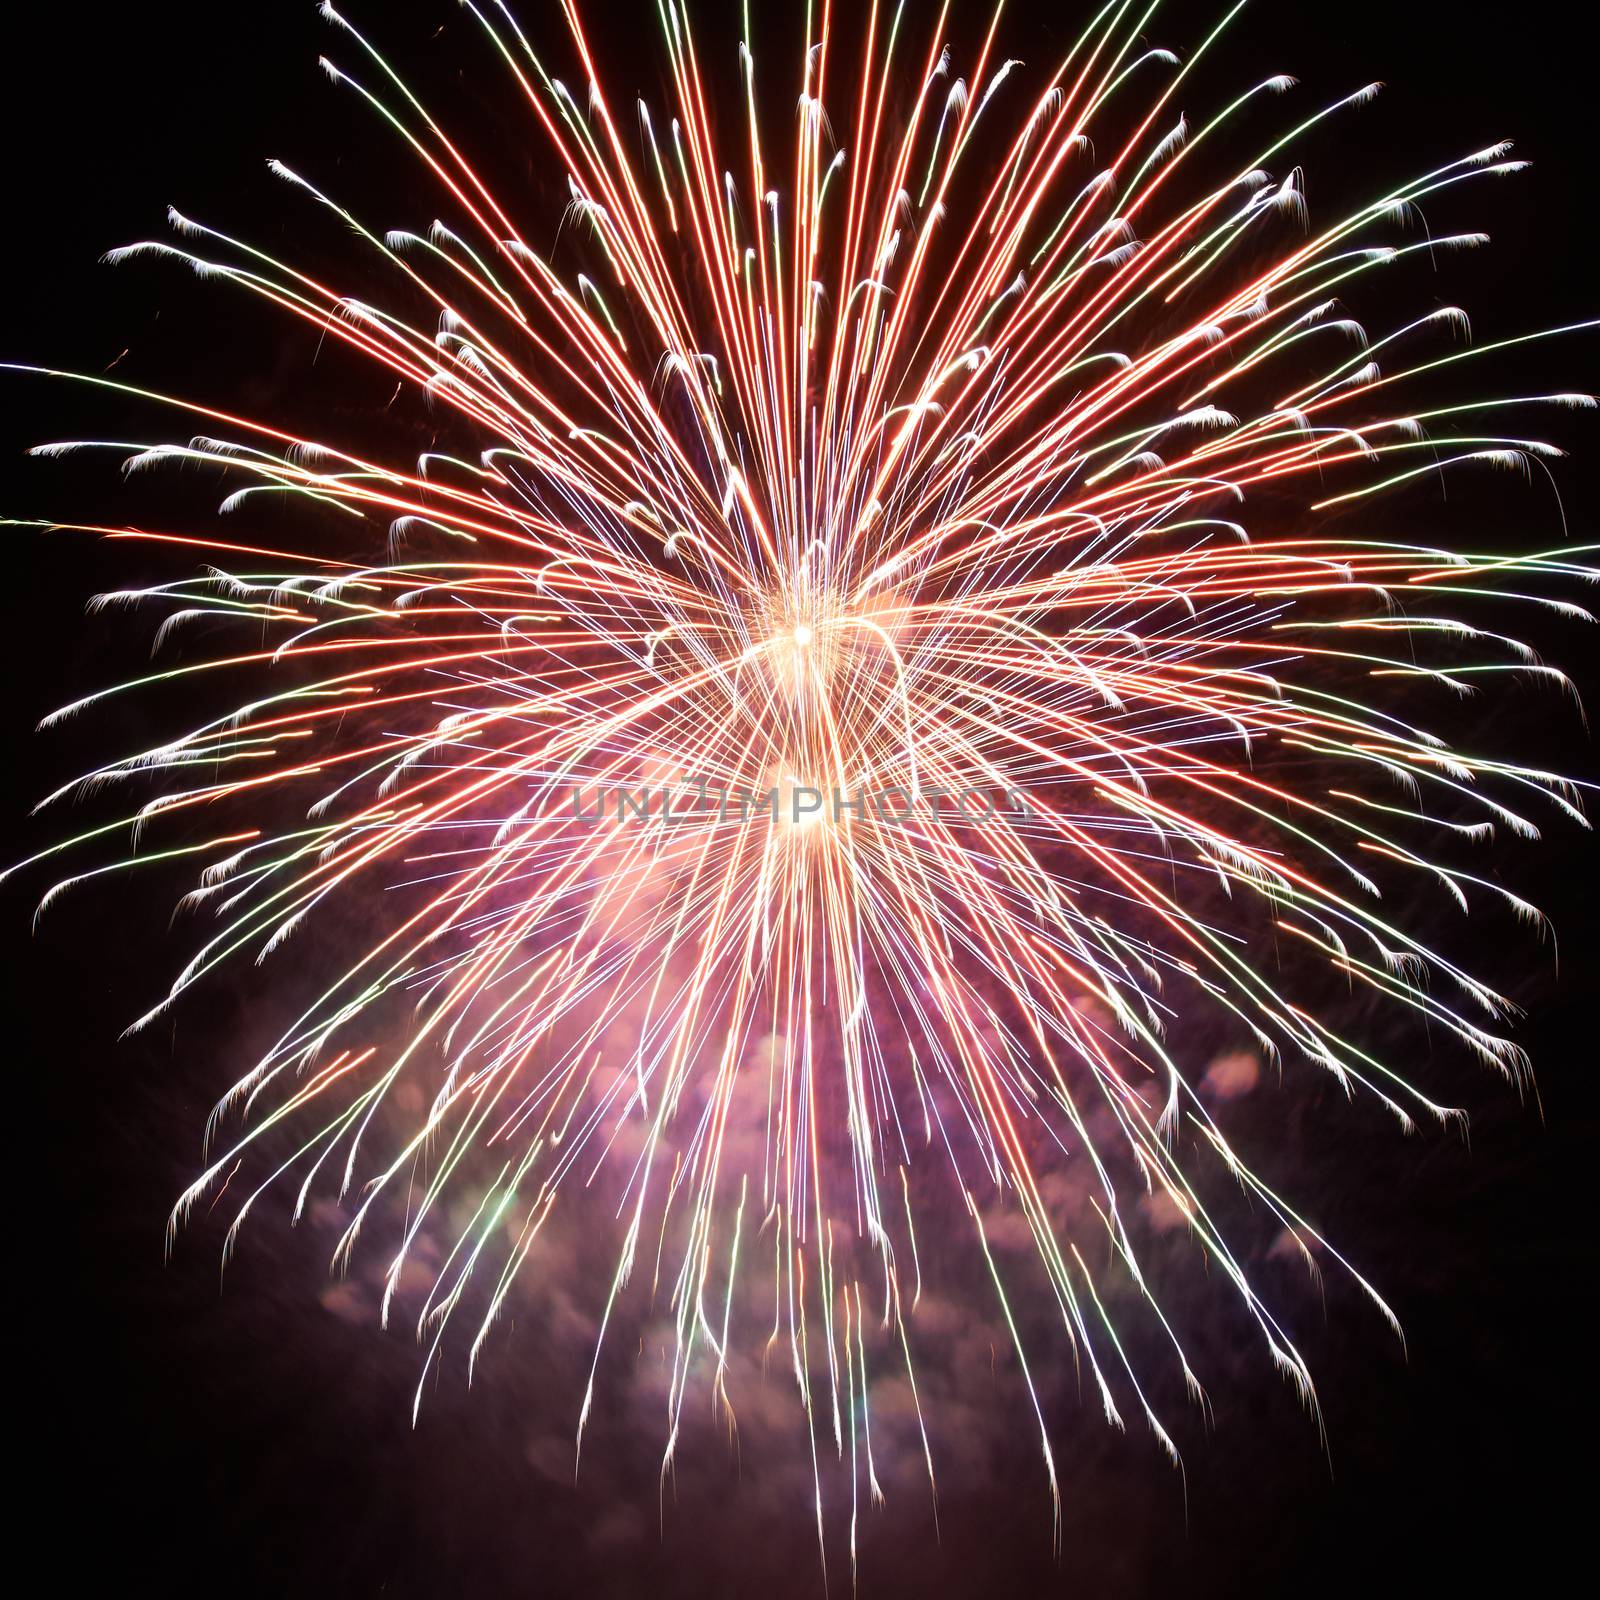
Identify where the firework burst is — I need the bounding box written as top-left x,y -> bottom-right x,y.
8,0 -> 1596,1567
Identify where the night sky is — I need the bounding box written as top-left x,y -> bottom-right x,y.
5,3 -> 1597,1595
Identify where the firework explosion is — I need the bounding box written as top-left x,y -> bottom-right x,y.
7,0 -> 1596,1568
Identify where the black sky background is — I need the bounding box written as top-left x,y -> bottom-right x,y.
4,2 -> 1597,1595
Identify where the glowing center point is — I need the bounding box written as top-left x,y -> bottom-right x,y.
792,624 -> 814,647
